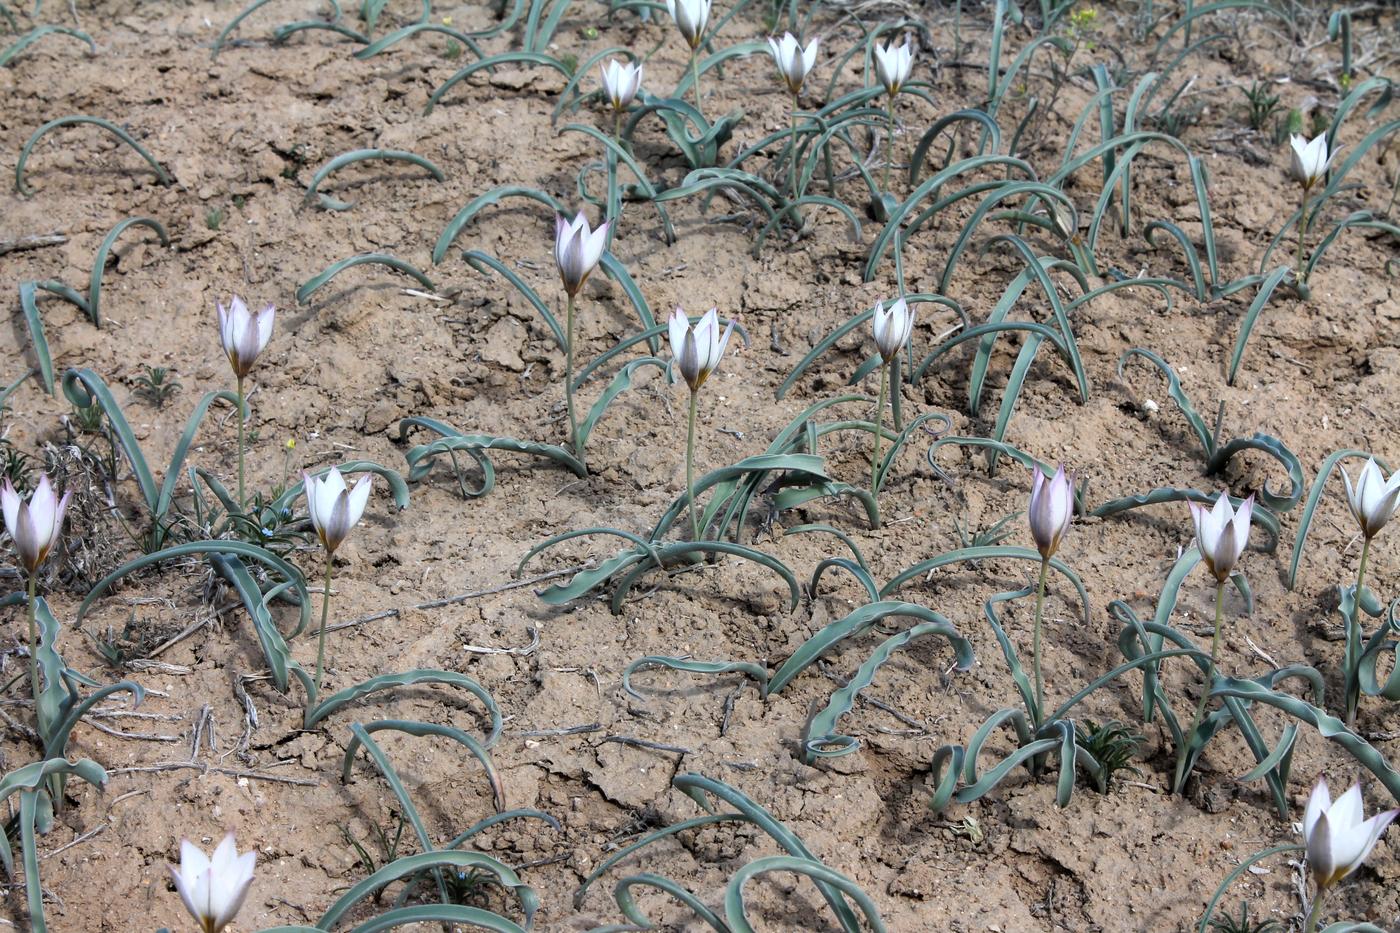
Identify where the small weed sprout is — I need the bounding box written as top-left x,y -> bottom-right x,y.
1242,81 -> 1281,132
133,365 -> 181,407
1075,719 -> 1145,788
1207,903 -> 1281,933
205,206 -> 225,230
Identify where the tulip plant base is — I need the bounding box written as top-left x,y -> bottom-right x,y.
3,0 -> 1400,931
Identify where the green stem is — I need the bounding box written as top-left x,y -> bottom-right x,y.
686,391 -> 700,541
313,555 -> 333,694
890,349 -> 904,431
1303,885 -> 1327,933
870,361 -> 888,528
788,96 -> 801,207
1346,535 -> 1372,726
613,108 -> 623,143
1174,581 -> 1226,794
236,374 -> 246,513
565,293 -> 581,463
1032,557 -> 1048,727
882,94 -> 896,196
1296,186 -> 1310,284
690,50 -> 704,121
25,573 -> 38,708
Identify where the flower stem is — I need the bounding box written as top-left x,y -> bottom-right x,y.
236,374 -> 246,513
882,94 -> 896,196
1174,581 -> 1226,794
870,361 -> 888,529
686,391 -> 700,541
565,293 -> 582,464
1303,886 -> 1327,933
313,555 -> 333,694
690,50 -> 704,121
25,573 -> 38,707
1296,186 -> 1310,284
788,96 -> 801,209
1346,536 -> 1372,726
613,108 -> 623,145
1032,557 -> 1048,727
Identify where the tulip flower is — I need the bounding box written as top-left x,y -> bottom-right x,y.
665,0 -> 711,116
1189,492 -> 1253,585
1301,777 -> 1398,932
868,298 -> 913,526
668,308 -> 735,540
168,833 -> 256,933
768,33 -> 819,212
767,33 -> 819,96
1290,134 -> 1336,191
873,37 -> 913,194
303,467 -> 373,693
1026,464 -> 1073,724
1173,492 -> 1254,794
554,213 -> 611,463
216,296 -> 274,513
1288,135 -> 1337,286
600,59 -> 642,138
1342,458 -> 1400,549
2,474 -> 71,702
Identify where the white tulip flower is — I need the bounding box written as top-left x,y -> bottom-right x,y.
600,59 -> 642,111
767,32 -> 819,96
1,475 -> 71,576
1304,777 -> 1399,891
1290,134 -> 1337,190
669,307 -> 734,392
216,296 -> 275,381
168,833 -> 256,933
1188,492 -> 1254,583
871,297 -> 913,364
1342,457 -> 1400,541
303,467 -> 372,555
1028,465 -> 1074,561
873,37 -> 913,97
554,212 -> 610,298
665,0 -> 710,49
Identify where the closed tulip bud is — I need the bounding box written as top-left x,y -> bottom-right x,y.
168,833 -> 256,933
1028,465 -> 1074,560
669,307 -> 734,392
1,475 -> 71,576
664,0 -> 710,49
1304,777 -> 1398,891
872,37 -> 913,97
767,32 -> 819,96
1189,492 -> 1254,583
554,212 -> 610,298
304,468 -> 372,555
1341,457 -> 1400,541
600,58 -> 642,111
1290,133 -> 1337,190
216,296 -> 275,380
870,297 -> 913,364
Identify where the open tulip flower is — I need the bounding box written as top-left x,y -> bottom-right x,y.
216,296 -> 275,513
768,32 -> 820,97
1290,133 -> 1336,191
669,308 -> 735,540
1301,777 -> 1399,932
1189,492 -> 1254,584
2,475 -> 70,578
168,833 -> 256,933
304,467 -> 373,693
873,37 -> 913,195
1026,464 -> 1073,723
600,59 -> 642,138
665,0 -> 711,115
1173,491 -> 1254,794
554,212 -> 611,463
867,298 -> 913,528
1343,457 -> 1400,547
2,474 -> 71,702
1288,134 -> 1338,285
873,37 -> 913,97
